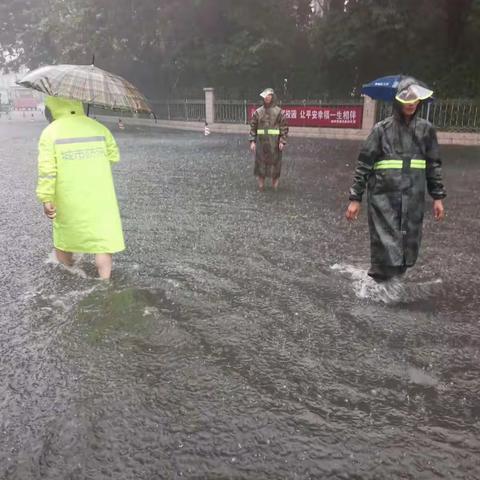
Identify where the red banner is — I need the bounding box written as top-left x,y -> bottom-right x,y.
248,105 -> 363,129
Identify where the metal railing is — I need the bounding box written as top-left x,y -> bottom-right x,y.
90,105 -> 156,119
90,100 -> 205,121
376,99 -> 480,132
150,99 -> 205,121
215,100 -> 249,124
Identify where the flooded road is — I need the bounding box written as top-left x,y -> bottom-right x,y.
1,121 -> 479,479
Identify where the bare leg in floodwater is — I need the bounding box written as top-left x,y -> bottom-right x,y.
95,253 -> 113,280
257,176 -> 265,191
55,248 -> 74,267
272,177 -> 280,190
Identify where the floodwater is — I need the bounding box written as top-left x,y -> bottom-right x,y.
1,120 -> 479,479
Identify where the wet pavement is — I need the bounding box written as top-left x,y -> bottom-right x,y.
1,120 -> 479,479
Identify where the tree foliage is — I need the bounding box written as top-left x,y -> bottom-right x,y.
1,0 -> 480,98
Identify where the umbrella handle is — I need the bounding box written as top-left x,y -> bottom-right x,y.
85,51 -> 94,116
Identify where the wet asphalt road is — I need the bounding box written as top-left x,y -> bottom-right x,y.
1,120 -> 480,479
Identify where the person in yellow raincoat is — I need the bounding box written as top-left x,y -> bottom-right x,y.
37,96 -> 125,279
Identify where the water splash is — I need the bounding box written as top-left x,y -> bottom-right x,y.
45,251 -> 88,278
331,263 -> 443,304
41,285 -> 100,313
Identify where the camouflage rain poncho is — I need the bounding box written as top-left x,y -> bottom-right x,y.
249,95 -> 289,179
349,79 -> 446,279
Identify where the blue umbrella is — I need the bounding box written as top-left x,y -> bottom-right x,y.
361,75 -> 403,101
362,75 -> 434,103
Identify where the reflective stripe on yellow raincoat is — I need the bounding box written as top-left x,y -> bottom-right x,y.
37,97 -> 125,253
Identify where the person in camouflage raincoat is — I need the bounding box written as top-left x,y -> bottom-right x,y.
346,77 -> 446,281
249,88 -> 289,190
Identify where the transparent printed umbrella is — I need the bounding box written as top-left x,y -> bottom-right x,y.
17,63 -> 153,114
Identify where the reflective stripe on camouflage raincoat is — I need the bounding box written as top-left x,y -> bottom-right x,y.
349,112 -> 446,271
249,98 -> 288,179
37,96 -> 125,253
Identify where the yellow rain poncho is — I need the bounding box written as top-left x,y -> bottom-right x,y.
37,97 -> 125,253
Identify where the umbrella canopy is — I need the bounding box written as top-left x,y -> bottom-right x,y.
361,75 -> 403,101
18,64 -> 152,114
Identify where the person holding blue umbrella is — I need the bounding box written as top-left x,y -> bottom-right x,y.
345,77 -> 446,282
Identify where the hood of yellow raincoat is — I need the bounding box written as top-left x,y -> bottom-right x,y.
45,96 -> 85,120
